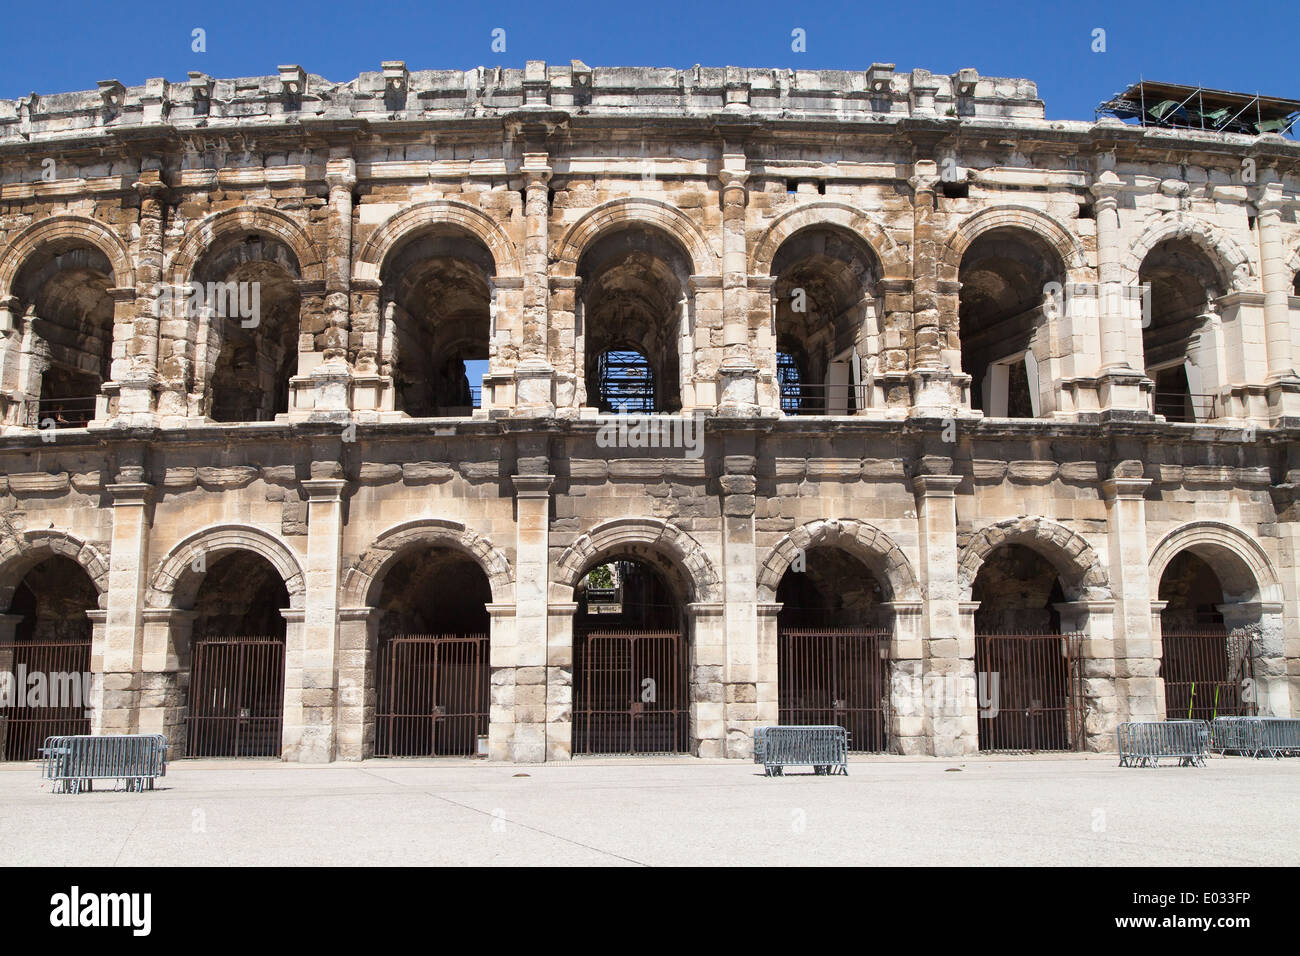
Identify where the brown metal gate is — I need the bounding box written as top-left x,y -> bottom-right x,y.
0,639 -> 91,761
778,628 -> 890,752
186,636 -> 285,758
573,629 -> 688,755
975,632 -> 1085,753
1161,628 -> 1256,720
375,634 -> 489,757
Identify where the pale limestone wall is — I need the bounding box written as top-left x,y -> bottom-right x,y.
0,64 -> 1297,761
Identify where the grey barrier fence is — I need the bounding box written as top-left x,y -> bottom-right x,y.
1210,717 -> 1300,758
1116,720 -> 1210,767
40,734 -> 168,794
753,725 -> 850,776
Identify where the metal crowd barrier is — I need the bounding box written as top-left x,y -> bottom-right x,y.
1116,720 -> 1209,767
39,734 -> 167,794
753,725 -> 849,776
1210,717 -> 1300,758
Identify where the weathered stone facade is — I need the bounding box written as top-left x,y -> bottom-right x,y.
1,62 -> 1298,761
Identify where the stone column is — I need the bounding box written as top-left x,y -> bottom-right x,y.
282,478 -> 345,762
295,157 -> 355,419
514,154 -> 555,415
118,174 -> 167,424
1092,171 -> 1150,418
754,602 -> 781,729
885,600 -> 926,754
1056,599 -> 1117,751
688,601 -> 727,757
139,607 -> 194,754
1101,474 -> 1160,723
92,480 -> 155,735
1255,181 -> 1300,424
1219,600 -> 1288,718
716,163 -> 758,415
507,473 -> 552,762
1148,600 -> 1169,720
335,606 -> 377,760
545,602 -> 577,760
720,453 -> 758,757
913,472 -> 973,755
908,162 -> 961,413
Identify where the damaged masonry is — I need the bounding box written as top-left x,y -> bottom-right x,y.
0,61 -> 1297,763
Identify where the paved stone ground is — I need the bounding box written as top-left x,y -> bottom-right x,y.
2,754 -> 1295,866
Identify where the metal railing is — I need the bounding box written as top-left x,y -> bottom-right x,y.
1210,717 -> 1300,758
780,383 -> 866,416
26,396 -> 98,429
1153,391 -> 1217,423
0,639 -> 91,760
1161,628 -> 1255,721
1117,720 -> 1210,767
778,628 -> 889,753
975,631 -> 1086,753
375,634 -> 489,757
40,734 -> 168,793
753,725 -> 850,776
186,635 -> 285,758
573,629 -> 688,755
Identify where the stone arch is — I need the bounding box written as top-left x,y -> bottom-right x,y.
1149,521 -> 1281,604
147,524 -> 307,610
0,525 -> 110,609
1122,212 -> 1253,291
342,518 -> 514,607
750,201 -> 907,279
756,519 -> 920,602
553,517 -> 721,603
941,204 -> 1087,280
1286,241 -> 1300,288
0,215 -> 135,295
353,199 -> 521,283
958,517 -> 1109,600
552,198 -> 719,279
169,206 -> 324,286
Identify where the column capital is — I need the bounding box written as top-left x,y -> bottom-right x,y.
512,474 -> 555,497
912,474 -> 962,498
1089,169 -> 1125,203
300,478 -> 347,502
325,157 -> 357,191
717,168 -> 749,191
1102,477 -> 1152,500
106,481 -> 155,504
133,174 -> 169,203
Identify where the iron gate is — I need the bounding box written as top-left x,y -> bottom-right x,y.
186,636 -> 285,758
0,639 -> 91,761
778,628 -> 890,752
1161,628 -> 1256,721
975,632 -> 1085,753
573,629 -> 688,754
375,634 -> 489,757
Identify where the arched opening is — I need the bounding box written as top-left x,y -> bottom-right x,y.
184,551 -> 290,757
579,229 -> 688,414
775,547 -> 890,752
572,557 -> 688,754
0,556 -> 96,760
770,226 -> 881,415
1139,239 -> 1224,422
1293,271 -> 1299,297
193,235 -> 301,422
958,228 -> 1063,418
12,243 -> 116,427
380,228 -> 494,418
369,544 -> 492,757
971,544 -> 1084,752
1157,551 -> 1255,720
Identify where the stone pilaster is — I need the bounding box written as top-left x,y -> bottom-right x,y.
1101,475 -> 1159,724
1219,600 -> 1288,718
514,154 -> 555,415
908,161 -> 962,414
545,602 -> 576,760
335,606 -> 377,760
1091,170 -> 1151,419
720,452 -> 758,756
117,174 -> 167,425
1255,181 -> 1300,424
1056,599 -> 1118,751
754,602 -> 781,730
505,473 -> 552,762
282,478 -> 345,762
913,472 -> 974,755
885,600 -> 926,754
92,481 -> 154,735
139,607 -> 195,754
688,601 -> 727,757
716,162 -> 758,415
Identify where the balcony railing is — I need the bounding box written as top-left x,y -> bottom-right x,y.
781,383 -> 865,416
1153,391 -> 1216,423
27,396 -> 97,429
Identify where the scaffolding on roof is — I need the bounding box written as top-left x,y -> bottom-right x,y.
1096,80 -> 1300,137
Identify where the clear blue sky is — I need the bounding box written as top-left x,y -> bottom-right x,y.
1,0 -> 1294,121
